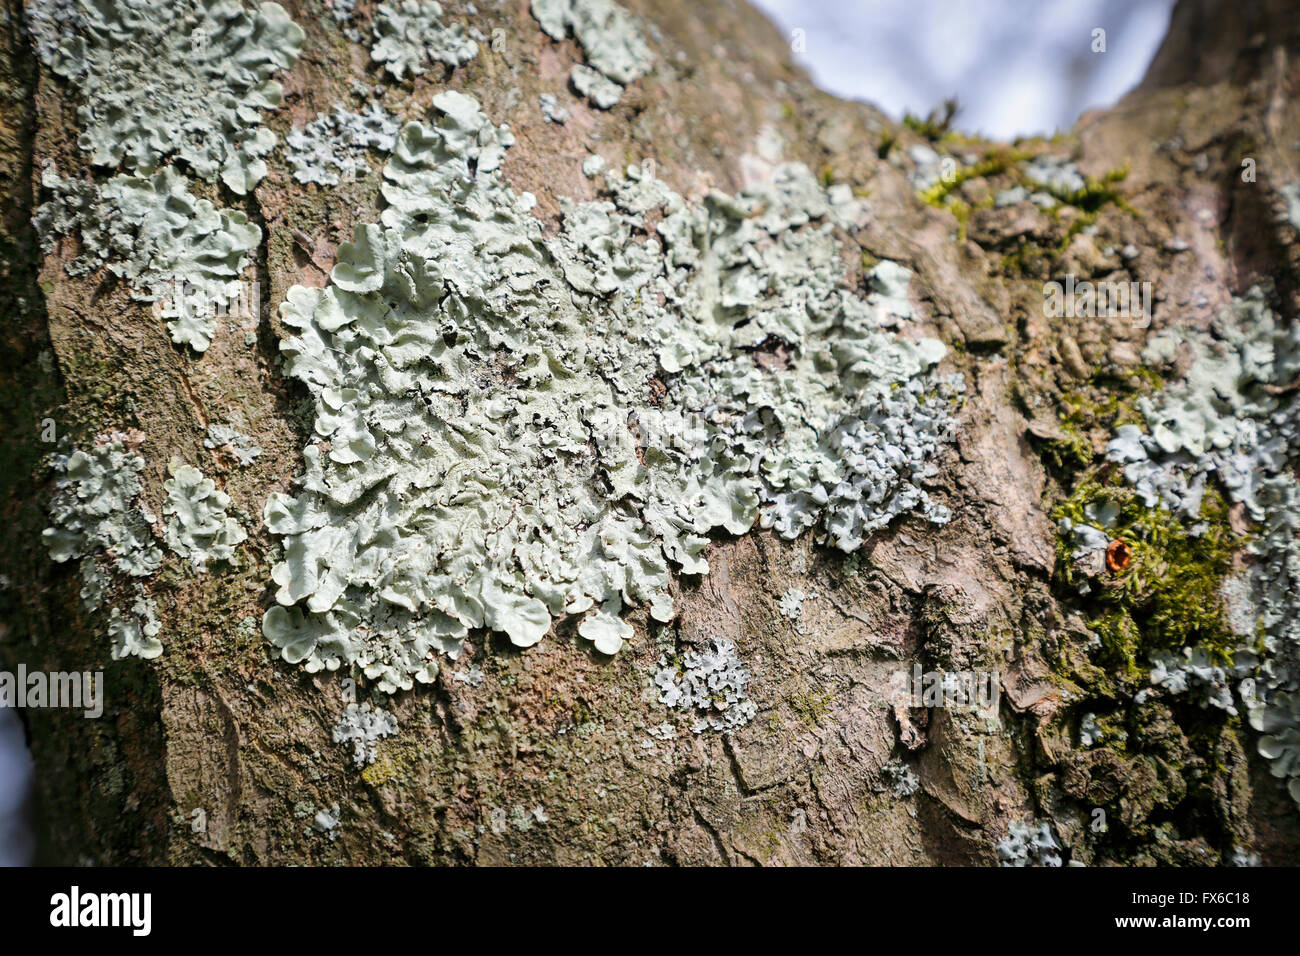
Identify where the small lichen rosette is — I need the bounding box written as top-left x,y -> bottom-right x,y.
263,92 -> 958,691
370,0 -> 478,79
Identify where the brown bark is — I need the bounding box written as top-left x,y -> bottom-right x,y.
3,0 -> 1299,865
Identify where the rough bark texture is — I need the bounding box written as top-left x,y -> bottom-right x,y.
3,0 -> 1300,865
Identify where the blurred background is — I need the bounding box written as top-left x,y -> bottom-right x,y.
0,0 -> 1177,867
751,0 -> 1176,139
0,709 -> 33,865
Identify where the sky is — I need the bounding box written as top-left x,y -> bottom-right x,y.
750,0 -> 1177,139
0,0 -> 1178,868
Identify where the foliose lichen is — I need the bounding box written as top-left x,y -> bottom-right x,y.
1144,646 -> 1243,714
370,0 -> 478,79
44,439 -> 163,580
570,63 -> 623,110
653,637 -> 757,733
538,93 -> 570,125
995,820 -> 1064,867
331,701 -> 398,767
162,461 -> 247,571
1090,287 -> 1300,805
106,585 -> 164,660
531,0 -> 653,108
43,436 -> 166,659
880,758 -> 919,797
33,164 -> 262,352
260,91 -> 958,690
26,0 -> 305,193
285,104 -> 402,186
778,587 -> 807,621
204,424 -> 262,466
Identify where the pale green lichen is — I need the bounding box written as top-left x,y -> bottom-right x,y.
570,63 -> 623,110
539,93 -> 570,125
162,462 -> 247,571
1101,288 -> 1300,805
653,637 -> 757,733
331,701 -> 397,767
532,0 -> 653,108
370,0 -> 478,79
204,424 -> 262,466
44,439 -> 162,579
26,0 -> 304,193
262,92 -> 958,691
106,585 -> 163,660
285,104 -> 402,186
44,437 -> 166,659
33,164 -> 262,352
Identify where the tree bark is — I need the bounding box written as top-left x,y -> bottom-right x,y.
3,0 -> 1299,865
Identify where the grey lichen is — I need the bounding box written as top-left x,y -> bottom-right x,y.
162,462 -> 247,572
329,0 -> 358,22
204,424 -> 263,466
44,437 -> 166,659
26,0 -> 304,193
1100,287 -> 1300,805
880,758 -> 919,798
44,439 -> 163,580
331,701 -> 398,767
995,820 -> 1064,867
1279,182 -> 1300,232
532,0 -> 653,108
778,587 -> 807,620
570,63 -> 623,110
285,104 -> 402,186
34,164 -> 262,353
370,0 -> 478,79
653,637 -> 757,733
538,93 -> 570,125
106,585 -> 163,660
1023,155 -> 1086,195
311,804 -> 341,839
261,92 -> 958,691
1079,712 -> 1103,746
1146,646 -> 1242,715
778,586 -> 817,635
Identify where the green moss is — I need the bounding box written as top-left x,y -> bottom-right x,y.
1052,476 -> 1244,678
788,691 -> 835,728
918,147 -> 1031,208
1039,419 -> 1094,473
918,147 -> 1034,241
877,130 -> 896,159
1025,369 -> 1162,480
1047,164 -> 1137,252
1046,163 -> 1133,214
902,97 -> 959,141
998,239 -> 1050,278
